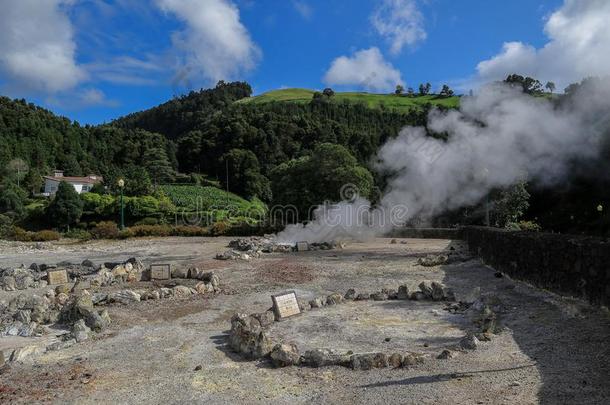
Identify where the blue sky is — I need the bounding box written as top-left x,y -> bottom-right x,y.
0,0 -> 593,125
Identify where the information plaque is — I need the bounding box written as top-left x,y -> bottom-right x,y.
271,290 -> 301,320
150,264 -> 171,280
47,269 -> 69,285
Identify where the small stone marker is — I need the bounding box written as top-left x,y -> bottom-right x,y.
150,264 -> 171,280
296,241 -> 309,252
271,291 -> 301,320
47,269 -> 68,285
72,278 -> 91,291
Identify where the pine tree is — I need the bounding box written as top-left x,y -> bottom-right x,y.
46,181 -> 83,230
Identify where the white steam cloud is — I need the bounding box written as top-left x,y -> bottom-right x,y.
275,80 -> 610,244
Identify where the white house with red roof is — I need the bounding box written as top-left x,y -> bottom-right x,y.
43,170 -> 103,196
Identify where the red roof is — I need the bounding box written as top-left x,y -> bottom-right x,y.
43,175 -> 103,184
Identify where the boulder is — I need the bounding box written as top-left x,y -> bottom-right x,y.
371,292 -> 388,301
444,288 -> 456,302
460,333 -> 480,350
81,259 -> 95,268
171,267 -> 189,279
388,353 -> 403,368
10,345 -> 46,362
72,319 -> 91,342
172,285 -> 193,297
18,322 -> 38,337
326,292 -> 344,305
270,343 -> 300,367
297,299 -> 311,312
402,353 -> 425,367
228,313 -> 274,358
55,284 -> 71,295
431,282 -> 445,301
418,254 -> 449,267
108,290 -> 141,304
411,291 -> 427,301
397,285 -> 410,300
195,282 -> 214,294
344,289 -> 357,300
14,310 -> 31,324
437,349 -> 455,359
309,297 -> 326,308
418,281 -> 433,298
350,353 -> 389,370
355,293 -> 370,301
302,349 -> 350,368
2,276 -> 16,291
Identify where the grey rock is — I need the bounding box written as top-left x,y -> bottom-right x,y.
397,285 -> 410,300
297,299 -> 311,312
402,353 -> 425,367
10,345 -> 45,362
270,343 -> 300,367
388,353 -> 403,368
344,289 -> 357,300
431,282 -> 445,301
108,290 -> 141,304
460,333 -> 480,350
350,353 -> 389,370
355,293 -> 370,301
302,349 -> 350,367
14,309 -> 31,324
81,259 -> 95,268
437,349 -> 455,359
18,322 -> 38,337
309,297 -> 326,308
418,281 -> 433,298
72,319 -> 91,342
326,292 -> 344,305
172,285 -> 193,296
371,292 -> 388,301
2,276 -> 16,291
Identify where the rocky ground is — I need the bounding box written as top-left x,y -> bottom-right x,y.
0,237 -> 608,404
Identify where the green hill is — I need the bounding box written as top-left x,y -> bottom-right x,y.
238,88 -> 460,111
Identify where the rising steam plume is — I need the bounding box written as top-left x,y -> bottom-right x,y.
274,80 -> 610,244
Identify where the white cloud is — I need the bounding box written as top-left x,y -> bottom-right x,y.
323,47 -> 403,92
477,0 -> 610,90
156,0 -> 261,85
0,0 -> 87,93
292,1 -> 313,20
371,0 -> 427,55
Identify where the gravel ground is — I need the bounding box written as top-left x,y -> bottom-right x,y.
0,237 -> 609,404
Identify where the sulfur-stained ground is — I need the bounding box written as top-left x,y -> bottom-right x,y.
0,237 -> 609,404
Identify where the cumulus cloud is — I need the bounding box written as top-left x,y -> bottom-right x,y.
292,1 -> 313,20
0,0 -> 87,93
156,0 -> 261,85
371,0 -> 427,55
477,0 -> 610,90
323,47 -> 403,92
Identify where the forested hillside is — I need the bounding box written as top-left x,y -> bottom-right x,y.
1,78 -> 608,235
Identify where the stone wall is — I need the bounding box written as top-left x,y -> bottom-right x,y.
464,226 -> 610,307
387,227 -> 464,239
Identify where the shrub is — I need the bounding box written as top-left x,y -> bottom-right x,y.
12,226 -> 32,242
210,220 -> 230,236
0,214 -> 12,239
64,228 -> 92,240
516,220 -> 542,232
135,217 -> 159,226
172,225 -> 210,237
118,228 -> 134,239
129,224 -> 172,237
91,221 -> 120,239
31,230 -> 61,242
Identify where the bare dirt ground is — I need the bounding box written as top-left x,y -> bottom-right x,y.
1,237 -> 609,404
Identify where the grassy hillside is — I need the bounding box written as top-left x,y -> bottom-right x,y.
159,185 -> 267,223
238,88 -> 460,111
